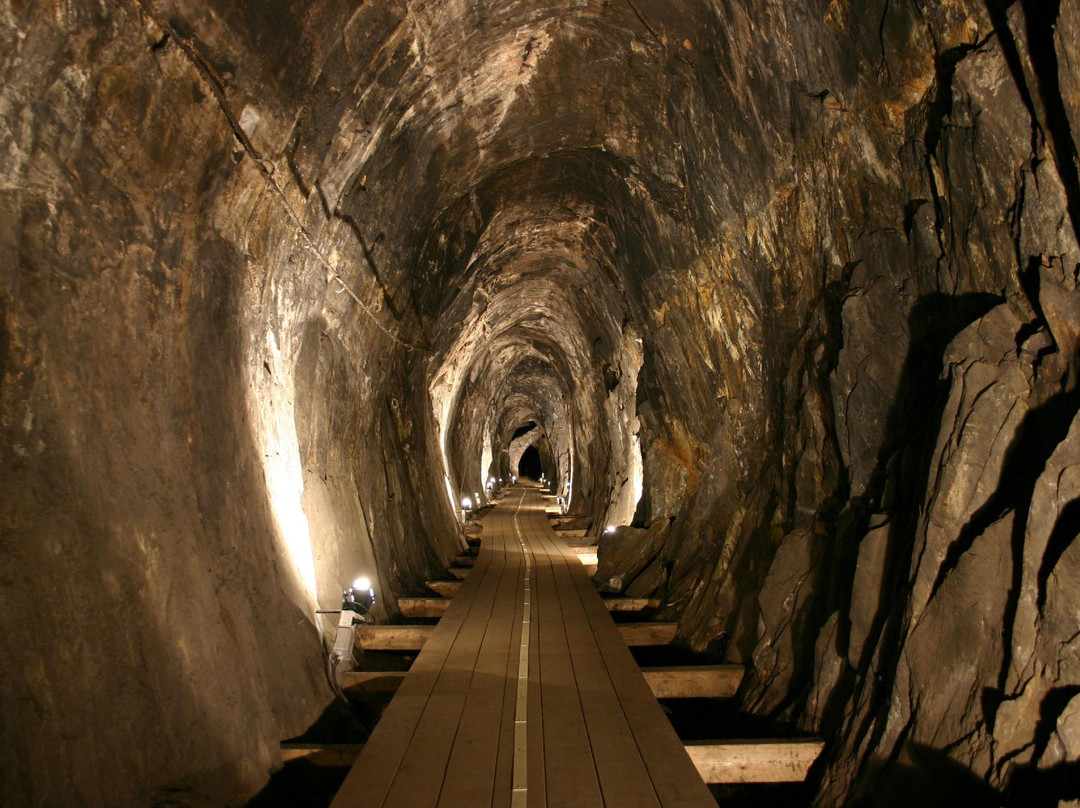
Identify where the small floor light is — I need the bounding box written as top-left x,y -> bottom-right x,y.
331,576 -> 377,670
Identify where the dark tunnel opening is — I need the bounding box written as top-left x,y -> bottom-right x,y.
517,445 -> 544,480
511,422 -> 537,440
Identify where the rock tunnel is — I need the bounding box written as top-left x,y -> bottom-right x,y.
2,0 -> 1080,805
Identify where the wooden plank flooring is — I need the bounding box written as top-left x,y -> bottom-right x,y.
331,486 -> 715,808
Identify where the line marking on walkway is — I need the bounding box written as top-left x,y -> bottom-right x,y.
511,490 -> 531,808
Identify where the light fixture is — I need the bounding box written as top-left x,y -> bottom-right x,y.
605,525 -> 616,534
343,576 -> 376,615
331,574 -> 377,670
461,497 -> 472,510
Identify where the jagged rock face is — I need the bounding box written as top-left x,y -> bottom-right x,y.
1,0 -> 1078,805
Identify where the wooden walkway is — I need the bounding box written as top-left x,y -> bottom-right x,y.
330,485 -> 716,808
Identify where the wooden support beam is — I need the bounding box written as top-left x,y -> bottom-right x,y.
641,665 -> 744,698
338,670 -> 407,692
447,566 -> 470,580
601,596 -> 659,612
575,551 -> 598,565
617,622 -> 678,646
685,739 -> 824,783
281,742 -> 364,766
425,580 -> 461,597
453,555 -> 476,567
398,597 -> 451,618
555,528 -> 588,538
280,738 -> 822,781
358,620 -> 682,651
355,625 -> 433,651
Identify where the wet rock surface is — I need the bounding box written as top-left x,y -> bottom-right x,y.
2,0 -> 1079,805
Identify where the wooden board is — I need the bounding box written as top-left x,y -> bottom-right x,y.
283,738 -> 823,782
448,566 -> 470,580
339,670 -> 407,692
281,743 -> 364,766
332,521 -> 500,808
529,513 -> 605,807
617,622 -> 678,646
438,532 -> 523,808
685,739 -> 825,783
398,597 -> 451,618
603,597 -> 660,612
554,529 -> 588,538
546,526 -> 716,807
376,539 -> 508,806
642,665 -> 744,698
355,624 -> 434,651
424,579 -> 461,597
527,516 -> 658,807
285,738 -> 823,783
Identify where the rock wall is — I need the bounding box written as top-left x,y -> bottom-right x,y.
0,1 -> 458,803
730,3 -> 1080,804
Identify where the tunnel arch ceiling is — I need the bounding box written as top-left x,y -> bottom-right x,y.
305,0 -> 774,538
432,271 -> 642,528
259,0 -> 781,559
266,0 -> 801,677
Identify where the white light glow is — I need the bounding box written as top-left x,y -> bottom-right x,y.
462,497 -> 473,510
481,425 -> 493,498
253,332 -> 318,606
353,576 -> 372,591
605,525 -> 616,534
631,431 -> 643,513
444,475 -> 456,513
